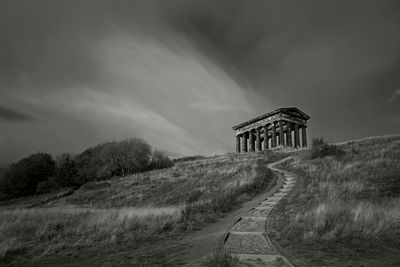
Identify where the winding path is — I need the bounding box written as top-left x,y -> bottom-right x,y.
223,156 -> 296,266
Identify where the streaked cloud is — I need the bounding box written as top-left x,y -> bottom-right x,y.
1,0 -> 400,162
0,105 -> 34,122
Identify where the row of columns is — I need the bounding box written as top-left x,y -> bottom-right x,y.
235,121 -> 307,153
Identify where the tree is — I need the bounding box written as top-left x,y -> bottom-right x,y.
73,138 -> 152,185
2,153 -> 55,197
150,150 -> 173,170
0,164 -> 11,198
120,138 -> 152,174
52,153 -> 79,189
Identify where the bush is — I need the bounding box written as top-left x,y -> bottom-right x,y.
36,181 -> 53,194
0,165 -> 10,199
149,150 -> 174,170
51,153 -> 79,189
0,138 -> 175,198
74,138 -> 152,185
1,153 -> 55,197
173,155 -> 206,163
310,137 -> 345,159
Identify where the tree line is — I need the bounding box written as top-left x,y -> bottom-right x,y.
0,138 -> 173,199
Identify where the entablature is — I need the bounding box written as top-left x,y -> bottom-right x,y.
234,113 -> 307,136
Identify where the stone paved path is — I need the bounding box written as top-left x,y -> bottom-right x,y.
223,157 -> 296,267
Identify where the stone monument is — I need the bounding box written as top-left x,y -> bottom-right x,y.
232,107 -> 310,152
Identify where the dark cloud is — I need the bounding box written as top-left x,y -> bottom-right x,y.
164,0 -> 400,87
0,105 -> 34,122
0,1 -> 98,88
0,0 -> 166,91
164,0 -> 400,139
0,0 -> 400,162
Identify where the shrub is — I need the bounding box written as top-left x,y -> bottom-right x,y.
149,150 -> 174,170
1,153 -> 55,197
0,164 -> 11,199
310,137 -> 345,159
174,155 -> 206,163
1,138 -> 176,199
51,153 -> 79,189
36,181 -> 53,194
74,138 -> 152,185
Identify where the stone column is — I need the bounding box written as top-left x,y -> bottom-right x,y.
279,121 -> 285,146
264,137 -> 269,150
249,130 -> 255,152
294,123 -> 300,148
242,132 -> 248,152
256,127 -> 262,151
263,124 -> 269,150
235,135 -> 241,153
301,126 -> 308,147
271,122 -> 277,148
286,123 -> 292,147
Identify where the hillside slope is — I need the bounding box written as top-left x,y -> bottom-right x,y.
0,151 -> 283,266
269,135 -> 400,266
57,152 -> 276,208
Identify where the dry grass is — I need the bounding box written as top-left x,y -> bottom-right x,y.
0,206 -> 181,261
0,151 -> 282,264
201,247 -> 239,267
292,199 -> 400,242
62,152 -> 278,208
276,135 -> 400,260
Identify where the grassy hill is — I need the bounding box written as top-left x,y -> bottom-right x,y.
2,135 -> 399,266
0,151 -> 282,266
269,135 -> 400,266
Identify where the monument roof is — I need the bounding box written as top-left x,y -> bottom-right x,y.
232,107 -> 310,130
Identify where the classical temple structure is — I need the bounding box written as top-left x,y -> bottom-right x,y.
233,107 -> 310,152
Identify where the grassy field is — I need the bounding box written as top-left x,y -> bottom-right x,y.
0,207 -> 180,260
269,135 -> 400,266
0,151 -> 281,265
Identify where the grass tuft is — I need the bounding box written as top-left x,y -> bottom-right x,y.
201,247 -> 239,267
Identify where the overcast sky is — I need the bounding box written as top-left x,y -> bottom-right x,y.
1,0 -> 400,163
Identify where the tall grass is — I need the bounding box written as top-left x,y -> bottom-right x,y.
288,199 -> 400,242
0,207 -> 181,261
178,160 -> 275,230
201,247 -> 239,267
0,152 -> 281,264
279,136 -> 400,251
65,152 -> 279,208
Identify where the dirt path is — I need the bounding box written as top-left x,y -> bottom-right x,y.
223,156 -> 296,266
182,158 -> 288,266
